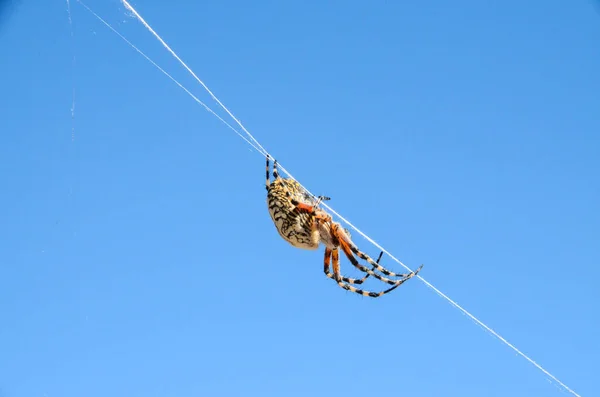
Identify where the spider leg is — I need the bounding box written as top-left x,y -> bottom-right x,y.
333,223 -> 423,279
337,237 -> 417,286
323,248 -> 382,285
330,244 -> 403,298
289,198 -> 333,222
273,158 -> 281,180
291,199 -> 320,214
266,154 -> 271,190
314,195 -> 331,207
350,242 -> 423,279
266,154 -> 282,187
303,211 -> 419,286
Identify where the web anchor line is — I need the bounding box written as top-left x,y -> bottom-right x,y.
74,1 -> 581,396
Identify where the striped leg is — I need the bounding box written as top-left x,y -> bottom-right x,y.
328,224 -> 417,285
266,155 -> 271,189
314,195 -> 331,207
273,158 -> 280,179
333,223 -> 424,279
348,240 -> 423,280
330,245 -> 403,298
324,248 -> 382,285
291,209 -> 418,286
336,237 -> 417,286
266,154 -> 283,184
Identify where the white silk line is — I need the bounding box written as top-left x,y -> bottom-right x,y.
76,0 -> 265,156
120,0 -> 269,158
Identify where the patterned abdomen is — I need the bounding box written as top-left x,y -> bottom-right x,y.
267,178 -> 320,250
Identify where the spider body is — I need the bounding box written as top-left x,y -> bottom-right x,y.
265,155 -> 422,298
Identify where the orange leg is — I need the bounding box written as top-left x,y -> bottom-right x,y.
336,236 -> 413,286
323,247 -> 373,285
333,223 -> 423,280
330,246 -> 402,298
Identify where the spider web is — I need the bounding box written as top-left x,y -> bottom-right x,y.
70,2 -> 582,397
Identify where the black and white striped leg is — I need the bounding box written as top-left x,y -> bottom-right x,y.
353,244 -> 423,280
329,248 -> 403,298
324,248 -> 382,285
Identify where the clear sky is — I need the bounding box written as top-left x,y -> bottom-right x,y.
1,0 -> 598,396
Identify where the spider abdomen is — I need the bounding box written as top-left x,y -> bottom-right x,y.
267,183 -> 320,250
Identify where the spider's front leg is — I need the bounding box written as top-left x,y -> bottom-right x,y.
350,241 -> 424,280
323,248 -> 383,285
332,223 -> 424,280
329,246 -> 403,298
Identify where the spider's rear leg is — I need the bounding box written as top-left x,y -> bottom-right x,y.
266,155 -> 271,189
324,248 -> 383,285
273,158 -> 281,180
330,246 -> 403,298
266,155 -> 282,185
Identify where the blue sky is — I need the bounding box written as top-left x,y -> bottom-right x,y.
1,0 -> 598,396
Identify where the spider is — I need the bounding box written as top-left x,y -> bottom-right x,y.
265,154 -> 423,298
